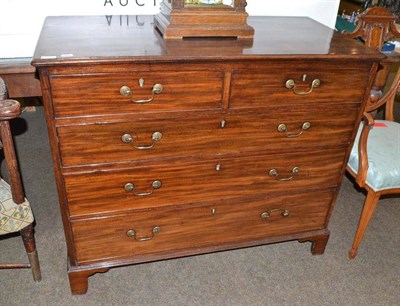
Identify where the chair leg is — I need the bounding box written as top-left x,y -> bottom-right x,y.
349,191 -> 380,259
20,224 -> 42,282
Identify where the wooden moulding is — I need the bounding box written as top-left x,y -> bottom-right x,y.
154,1 -> 254,40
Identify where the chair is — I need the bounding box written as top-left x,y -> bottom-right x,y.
344,7 -> 400,259
0,77 -> 41,281
347,66 -> 400,259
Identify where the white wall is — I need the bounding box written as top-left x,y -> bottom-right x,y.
0,0 -> 340,58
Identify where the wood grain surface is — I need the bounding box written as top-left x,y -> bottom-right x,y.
31,15 -> 382,294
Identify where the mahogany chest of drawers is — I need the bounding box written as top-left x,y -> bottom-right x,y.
32,15 -> 383,294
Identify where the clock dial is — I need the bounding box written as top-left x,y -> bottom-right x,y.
199,0 -> 218,4
185,0 -> 233,7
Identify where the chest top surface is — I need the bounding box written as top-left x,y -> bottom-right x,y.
32,15 -> 384,67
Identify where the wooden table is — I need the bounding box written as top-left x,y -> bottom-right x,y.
0,58 -> 41,98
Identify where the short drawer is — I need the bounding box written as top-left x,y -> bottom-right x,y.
64,149 -> 346,217
50,70 -> 224,117
71,190 -> 333,264
230,62 -> 371,108
57,105 -> 359,167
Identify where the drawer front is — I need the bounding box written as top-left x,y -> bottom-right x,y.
230,62 -> 371,108
50,70 -> 224,117
71,190 -> 333,264
57,105 -> 358,167
64,149 -> 346,217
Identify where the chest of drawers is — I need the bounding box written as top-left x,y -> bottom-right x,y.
32,15 -> 383,294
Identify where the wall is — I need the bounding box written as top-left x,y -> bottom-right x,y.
0,0 -> 340,58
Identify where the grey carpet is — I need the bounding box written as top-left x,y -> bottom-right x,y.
0,107 -> 399,306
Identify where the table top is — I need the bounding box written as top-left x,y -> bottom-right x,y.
32,15 -> 384,67
0,58 -> 36,74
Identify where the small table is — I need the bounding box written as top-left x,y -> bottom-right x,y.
0,58 -> 42,98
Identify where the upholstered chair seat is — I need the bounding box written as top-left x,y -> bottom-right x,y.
0,178 -> 34,235
348,120 -> 400,192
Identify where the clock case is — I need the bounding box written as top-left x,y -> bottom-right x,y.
154,0 -> 254,39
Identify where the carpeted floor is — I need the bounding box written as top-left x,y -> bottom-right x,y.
0,107 -> 399,306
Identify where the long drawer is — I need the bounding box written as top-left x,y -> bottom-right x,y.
71,190 -> 334,264
57,105 -> 359,167
230,62 -> 371,108
64,149 -> 346,217
50,70 -> 225,118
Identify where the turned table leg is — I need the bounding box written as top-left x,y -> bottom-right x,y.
68,267 -> 109,295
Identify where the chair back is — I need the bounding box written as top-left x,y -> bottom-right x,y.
347,7 -> 399,51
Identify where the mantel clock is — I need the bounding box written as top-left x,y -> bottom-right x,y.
154,0 -> 254,39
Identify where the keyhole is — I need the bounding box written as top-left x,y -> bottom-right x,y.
139,78 -> 145,88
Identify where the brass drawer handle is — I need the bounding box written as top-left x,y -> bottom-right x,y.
126,226 -> 160,242
285,79 -> 320,95
121,131 -> 162,150
269,167 -> 300,181
124,180 -> 162,196
120,83 -> 163,103
261,208 -> 290,219
277,122 -> 311,138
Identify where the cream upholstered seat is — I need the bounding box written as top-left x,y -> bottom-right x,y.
348,120 -> 400,192
0,77 -> 41,282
